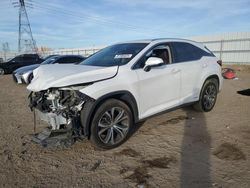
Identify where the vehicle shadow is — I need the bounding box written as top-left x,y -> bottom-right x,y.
180,107 -> 212,188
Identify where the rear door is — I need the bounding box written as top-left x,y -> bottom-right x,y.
134,43 -> 181,119
171,42 -> 205,104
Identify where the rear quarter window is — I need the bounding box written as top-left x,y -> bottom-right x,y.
172,42 -> 214,63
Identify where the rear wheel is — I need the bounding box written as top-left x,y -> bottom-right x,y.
194,78 -> 218,112
90,99 -> 133,149
0,68 -> 4,75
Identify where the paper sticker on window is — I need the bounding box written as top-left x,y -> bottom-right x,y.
114,54 -> 133,59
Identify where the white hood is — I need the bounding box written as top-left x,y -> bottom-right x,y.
27,64 -> 118,92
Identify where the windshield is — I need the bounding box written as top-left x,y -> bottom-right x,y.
41,56 -> 59,65
80,43 -> 148,67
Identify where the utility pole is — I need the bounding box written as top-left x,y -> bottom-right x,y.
12,0 -> 37,53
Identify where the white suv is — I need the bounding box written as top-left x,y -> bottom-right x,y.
28,39 -> 223,149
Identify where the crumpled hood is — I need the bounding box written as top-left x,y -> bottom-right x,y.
14,64 -> 39,74
27,64 -> 118,92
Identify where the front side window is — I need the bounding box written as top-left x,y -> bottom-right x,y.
11,56 -> 21,63
134,44 -> 171,69
80,43 -> 148,67
23,55 -> 38,62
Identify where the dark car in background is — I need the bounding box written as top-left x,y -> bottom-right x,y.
13,55 -> 85,84
0,54 -> 43,75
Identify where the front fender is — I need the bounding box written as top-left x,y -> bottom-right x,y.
80,90 -> 139,138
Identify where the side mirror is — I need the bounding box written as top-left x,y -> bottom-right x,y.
144,57 -> 164,72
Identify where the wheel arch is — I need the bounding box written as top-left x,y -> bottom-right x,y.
204,74 -> 220,88
80,90 -> 139,138
198,74 -> 220,101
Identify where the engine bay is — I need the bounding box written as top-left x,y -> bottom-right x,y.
29,88 -> 93,147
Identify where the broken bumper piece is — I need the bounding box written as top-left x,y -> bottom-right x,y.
32,110 -> 75,147
32,127 -> 74,147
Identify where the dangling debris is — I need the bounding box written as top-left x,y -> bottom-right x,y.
32,128 -> 75,148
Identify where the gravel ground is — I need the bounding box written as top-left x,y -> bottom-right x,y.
0,66 -> 250,188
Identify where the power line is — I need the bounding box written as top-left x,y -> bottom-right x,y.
32,6 -> 151,34
32,1 -> 181,36
32,3 -> 147,34
34,2 -> 141,29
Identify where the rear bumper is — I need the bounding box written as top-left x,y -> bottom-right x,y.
218,72 -> 224,92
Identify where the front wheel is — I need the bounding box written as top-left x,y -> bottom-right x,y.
90,99 -> 134,149
0,68 -> 4,75
194,78 -> 218,112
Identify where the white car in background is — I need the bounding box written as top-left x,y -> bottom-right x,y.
28,38 -> 223,149
13,55 -> 85,84
12,55 -> 58,84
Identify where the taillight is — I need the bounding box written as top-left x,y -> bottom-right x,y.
217,60 -> 222,66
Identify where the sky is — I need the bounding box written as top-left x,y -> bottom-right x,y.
0,0 -> 250,51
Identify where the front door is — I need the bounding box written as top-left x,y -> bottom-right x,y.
134,44 -> 181,119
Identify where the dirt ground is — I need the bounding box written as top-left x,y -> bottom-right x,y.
0,65 -> 250,188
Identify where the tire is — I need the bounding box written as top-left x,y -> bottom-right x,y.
194,78 -> 218,112
90,99 -> 134,149
0,68 -> 4,75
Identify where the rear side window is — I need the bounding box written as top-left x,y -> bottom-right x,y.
71,57 -> 84,63
56,57 -> 71,64
172,42 -> 214,63
56,56 -> 82,64
23,56 -> 35,62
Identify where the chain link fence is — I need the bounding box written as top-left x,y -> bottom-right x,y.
42,48 -> 101,57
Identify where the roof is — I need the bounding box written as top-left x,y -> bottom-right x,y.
117,38 -> 206,52
120,38 -> 202,45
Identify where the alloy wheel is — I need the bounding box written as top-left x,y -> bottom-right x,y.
203,84 -> 217,110
97,107 -> 129,145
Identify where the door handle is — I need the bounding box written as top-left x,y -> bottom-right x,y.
171,68 -> 180,74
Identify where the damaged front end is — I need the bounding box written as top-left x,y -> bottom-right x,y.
29,87 -> 94,147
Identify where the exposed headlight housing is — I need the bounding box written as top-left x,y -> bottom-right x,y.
29,88 -> 94,131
